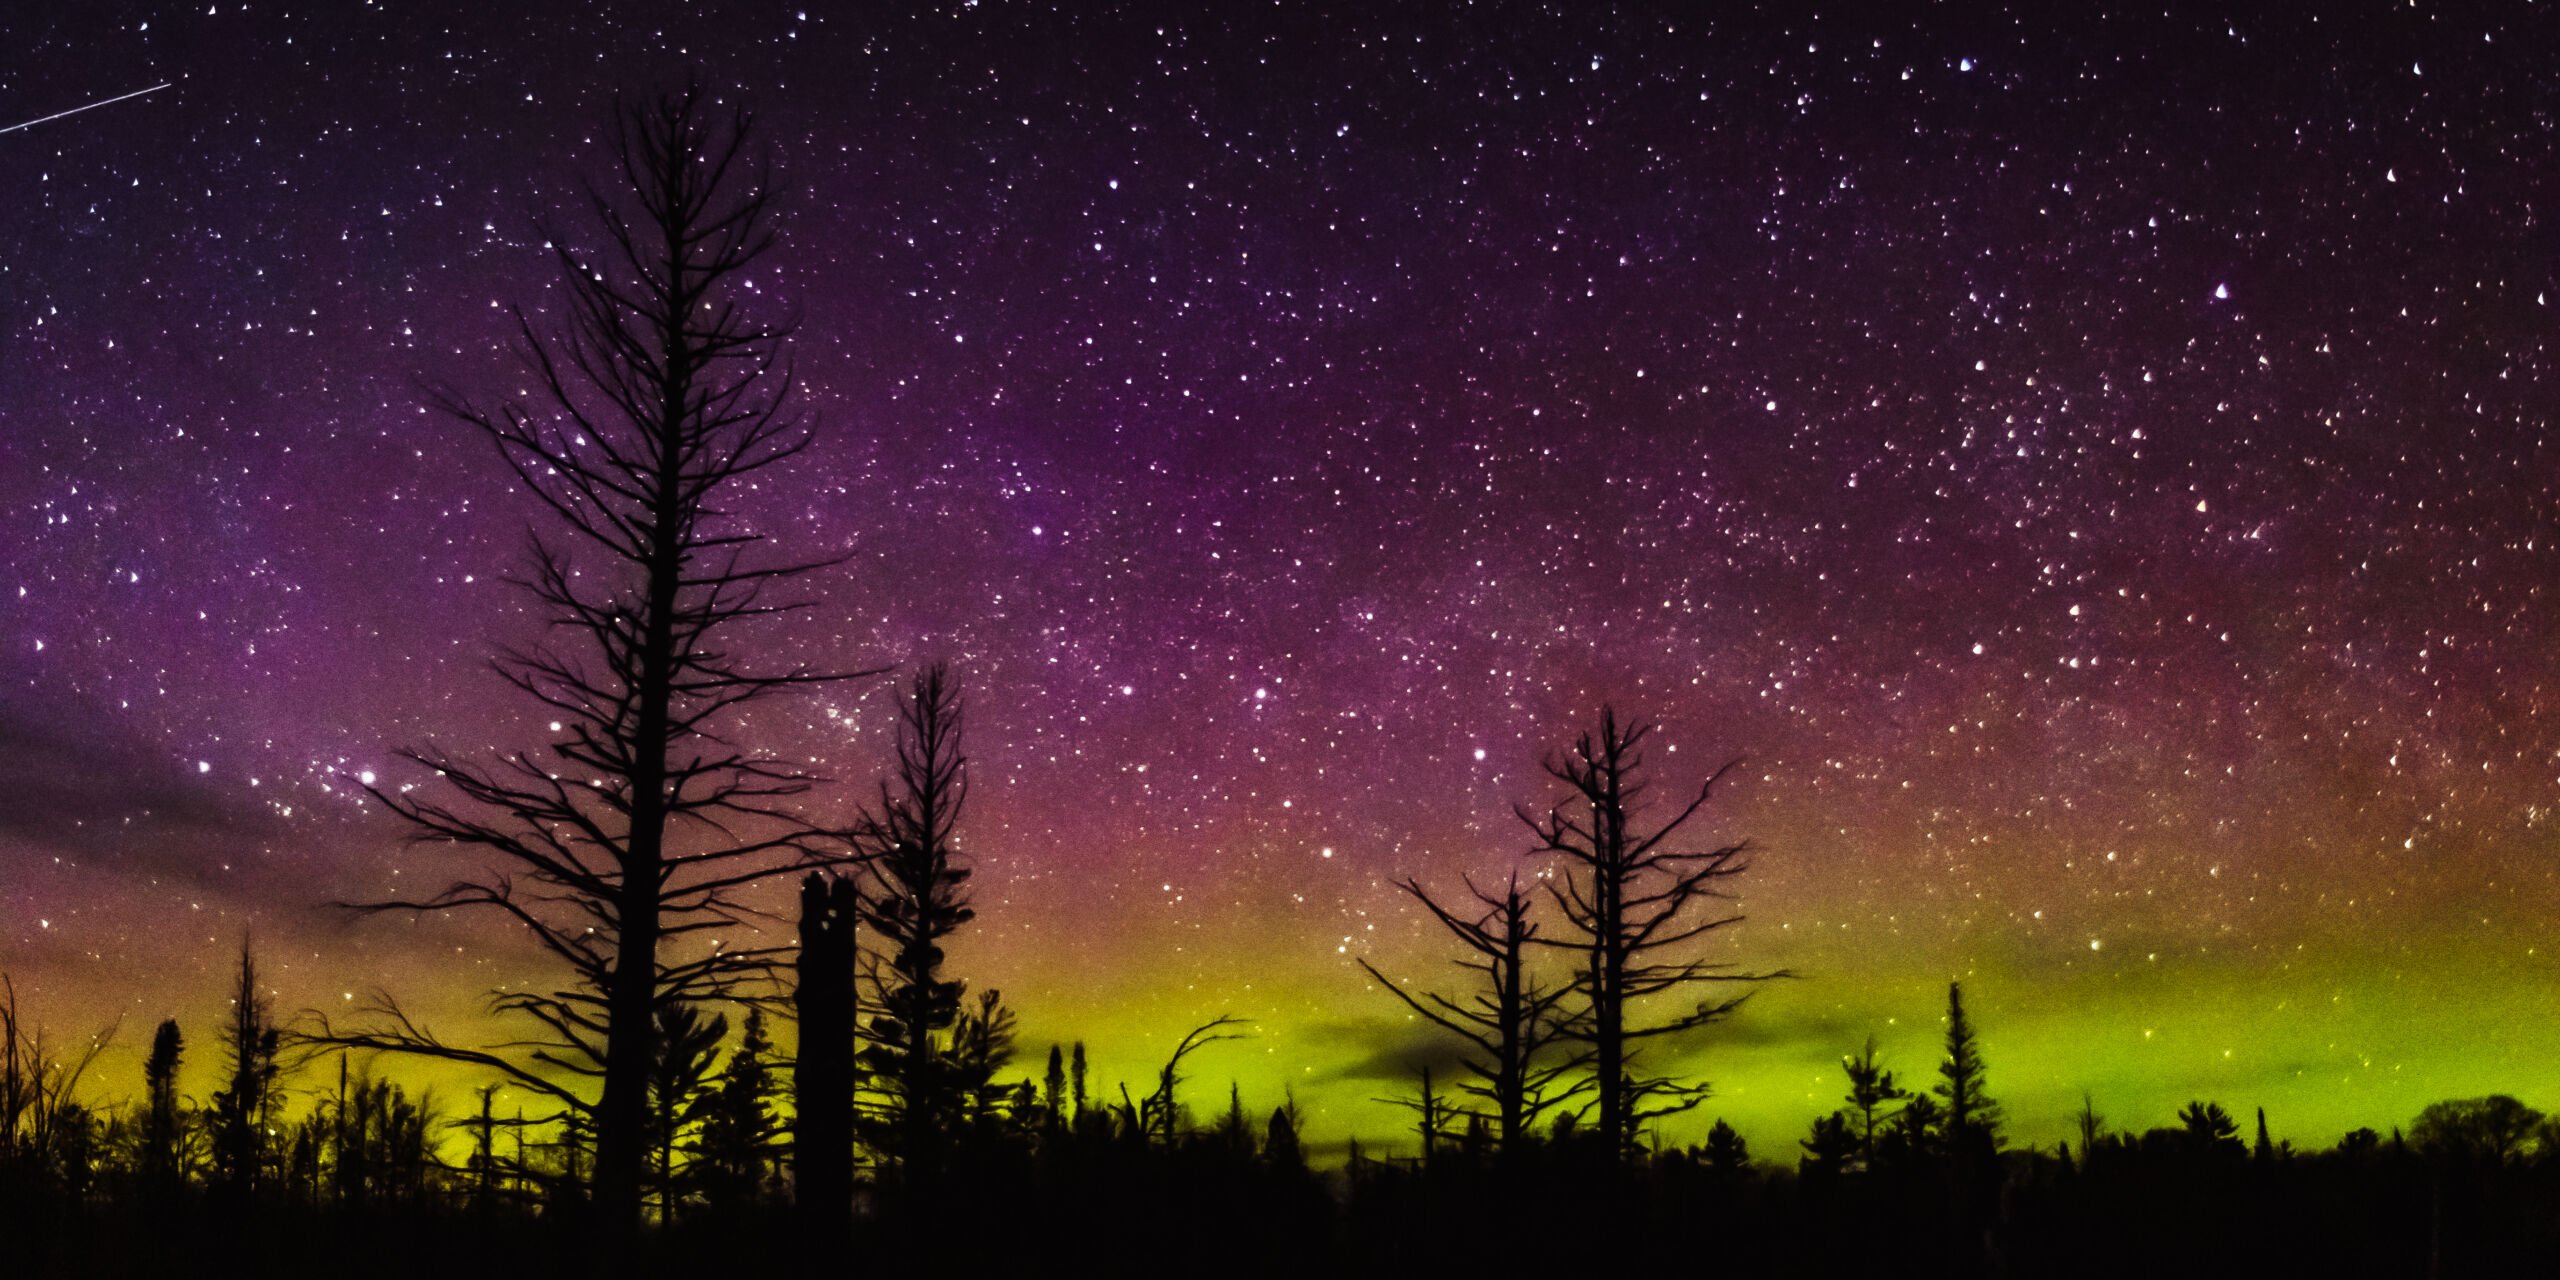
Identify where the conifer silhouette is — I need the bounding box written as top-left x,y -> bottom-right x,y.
140,1018 -> 183,1186
2177,1100 -> 2241,1155
1841,1034 -> 1906,1170
210,942 -> 279,1195
1933,982 -> 2000,1152
698,1009 -> 780,1212
854,664 -> 978,1182
1703,1117 -> 1750,1175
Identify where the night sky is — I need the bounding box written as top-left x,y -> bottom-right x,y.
6,2 -> 2557,1157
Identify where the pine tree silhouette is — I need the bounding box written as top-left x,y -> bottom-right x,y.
854,664 -> 979,1183
1933,982 -> 2001,1152
140,1018 -> 183,1187
1801,1112 -> 1858,1183
210,942 -> 278,1195
1704,1117 -> 1750,1175
646,1002 -> 727,1223
698,1009 -> 780,1212
1042,1044 -> 1068,1134
1265,1099 -> 1306,1172
1841,1034 -> 1906,1170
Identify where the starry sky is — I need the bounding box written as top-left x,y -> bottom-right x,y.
5,2 -> 2557,1158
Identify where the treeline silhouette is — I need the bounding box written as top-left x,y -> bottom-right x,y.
7,958 -> 2560,1278
4,79 -> 2554,1277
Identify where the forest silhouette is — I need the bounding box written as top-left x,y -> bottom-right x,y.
3,82 -> 2554,1279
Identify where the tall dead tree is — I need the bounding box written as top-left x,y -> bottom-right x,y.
1519,707 -> 1784,1157
322,83 -> 876,1230
1358,874 -> 1580,1154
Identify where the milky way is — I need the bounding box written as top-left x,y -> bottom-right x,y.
5,3 -> 2556,1155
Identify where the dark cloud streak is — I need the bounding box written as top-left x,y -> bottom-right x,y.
0,694 -> 288,887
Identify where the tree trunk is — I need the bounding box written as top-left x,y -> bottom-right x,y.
597,305 -> 702,1224
796,873 -> 858,1234
1594,758 -> 1627,1153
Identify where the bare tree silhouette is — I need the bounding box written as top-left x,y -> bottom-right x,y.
450,1083 -> 504,1207
1141,1016 -> 1251,1147
0,975 -> 116,1191
0,979 -> 29,1173
1517,707 -> 1785,1156
312,80 -> 878,1230
1373,1066 -> 1454,1168
1357,873 -> 1580,1155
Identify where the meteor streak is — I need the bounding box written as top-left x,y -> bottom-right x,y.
1,82 -> 170,135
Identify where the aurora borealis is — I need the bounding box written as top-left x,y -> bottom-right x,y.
5,2 -> 2557,1160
